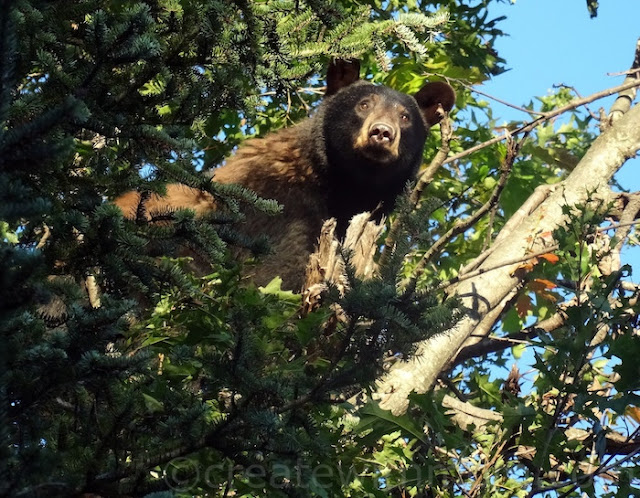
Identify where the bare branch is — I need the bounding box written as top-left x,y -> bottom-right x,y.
379,112 -> 453,266
459,184 -> 556,275
598,219 -> 640,233
458,80 -> 546,116
442,394 -> 640,458
444,78 -> 640,166
438,244 -> 560,292
607,37 -> 640,125
376,89 -> 640,415
451,308 -> 569,365
607,67 -> 640,77
553,83 -> 601,121
402,135 -> 521,296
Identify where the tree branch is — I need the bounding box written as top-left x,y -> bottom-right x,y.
606,37 -> 640,125
459,80 -> 546,116
459,184 -> 556,275
444,78 -> 640,167
402,135 -> 521,296
379,112 -> 453,267
375,91 -> 640,415
450,309 -> 568,365
442,394 -> 640,457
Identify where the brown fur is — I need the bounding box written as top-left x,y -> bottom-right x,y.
115,126 -> 326,289
115,61 -> 455,291
353,94 -> 403,160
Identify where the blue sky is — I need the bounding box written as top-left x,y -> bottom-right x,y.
473,5 -> 640,479
484,0 -> 640,107
482,0 -> 640,277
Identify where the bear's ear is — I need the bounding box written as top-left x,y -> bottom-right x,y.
414,81 -> 456,127
325,59 -> 361,96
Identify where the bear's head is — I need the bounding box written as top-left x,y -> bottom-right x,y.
314,60 -> 455,233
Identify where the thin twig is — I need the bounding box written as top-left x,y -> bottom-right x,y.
469,437 -> 509,498
451,307 -> 570,365
449,193 -> 638,293
553,83 -> 601,120
532,445 -> 640,497
597,219 -> 640,233
444,78 -> 640,166
459,80 -> 546,116
403,135 -> 523,296
437,244 -> 560,291
607,67 -> 640,77
379,112 -> 453,266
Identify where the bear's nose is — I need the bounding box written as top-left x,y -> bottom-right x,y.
369,123 -> 395,143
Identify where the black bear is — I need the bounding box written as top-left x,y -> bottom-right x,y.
115,60 -> 455,289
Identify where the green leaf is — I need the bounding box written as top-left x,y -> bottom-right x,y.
356,401 -> 427,443
142,393 -> 164,413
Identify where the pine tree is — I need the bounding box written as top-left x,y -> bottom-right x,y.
0,1 -> 460,496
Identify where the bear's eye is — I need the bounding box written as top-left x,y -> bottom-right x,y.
401,113 -> 410,122
359,101 -> 370,111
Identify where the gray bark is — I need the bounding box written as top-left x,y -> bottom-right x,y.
375,101 -> 640,415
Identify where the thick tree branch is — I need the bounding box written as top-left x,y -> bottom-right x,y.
375,96 -> 640,415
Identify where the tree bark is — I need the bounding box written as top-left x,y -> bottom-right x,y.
375,101 -> 640,415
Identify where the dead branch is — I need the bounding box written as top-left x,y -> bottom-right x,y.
85,275 -> 101,309
302,213 -> 384,314
410,113 -> 454,206
606,37 -> 640,125
554,83 -> 602,120
458,80 -> 546,116
379,112 -> 453,267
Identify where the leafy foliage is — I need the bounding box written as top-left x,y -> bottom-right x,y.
2,0 -> 640,497
1,0 -> 462,495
